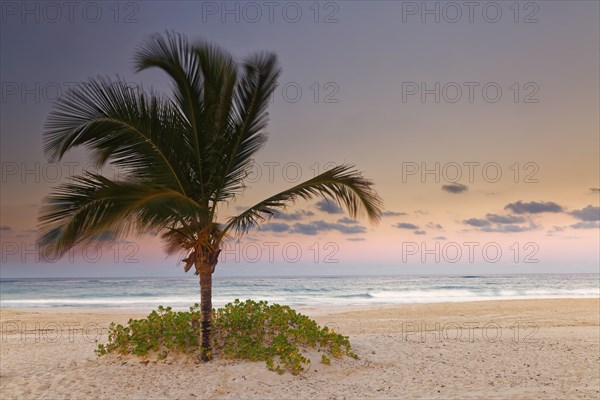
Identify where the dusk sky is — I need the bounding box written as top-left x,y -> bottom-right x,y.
1,1 -> 598,278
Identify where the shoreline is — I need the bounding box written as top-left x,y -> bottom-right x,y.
1,298 -> 599,399
1,296 -> 599,315
0,296 -> 600,313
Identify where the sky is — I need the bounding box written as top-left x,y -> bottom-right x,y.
1,1 -> 599,278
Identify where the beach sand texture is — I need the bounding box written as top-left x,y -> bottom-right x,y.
1,298 -> 598,399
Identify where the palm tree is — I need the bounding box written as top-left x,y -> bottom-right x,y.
37,32 -> 383,360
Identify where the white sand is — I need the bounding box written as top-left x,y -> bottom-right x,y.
1,298 -> 598,399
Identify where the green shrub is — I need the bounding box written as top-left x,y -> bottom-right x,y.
96,299 -> 358,374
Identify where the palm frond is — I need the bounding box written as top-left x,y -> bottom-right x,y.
208,52 -> 281,206
193,42 -> 239,200
222,164 -> 383,236
194,42 -> 238,141
43,77 -> 193,195
37,172 -> 206,257
133,31 -> 205,193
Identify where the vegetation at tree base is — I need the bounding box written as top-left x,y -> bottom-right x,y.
96,299 -> 358,375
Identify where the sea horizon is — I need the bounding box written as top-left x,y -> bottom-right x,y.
2,273 -> 598,309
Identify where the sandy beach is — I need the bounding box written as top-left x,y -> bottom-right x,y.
1,298 -> 598,399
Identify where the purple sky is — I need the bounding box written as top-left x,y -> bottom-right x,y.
1,1 -> 598,278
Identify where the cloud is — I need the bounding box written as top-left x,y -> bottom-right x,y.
481,224 -> 536,233
433,236 -> 447,240
414,230 -> 427,235
464,213 -> 536,233
337,217 -> 358,224
289,223 -> 319,236
313,220 -> 366,234
504,200 -> 563,214
274,210 -> 315,221
289,220 -> 367,236
381,210 -> 407,217
347,237 -> 366,241
463,218 -> 490,227
570,221 -> 600,229
570,205 -> 599,222
485,214 -> 526,224
547,226 -> 565,236
442,183 -> 468,194
394,222 -> 419,230
0,225 -> 12,231
589,188 -> 600,193
426,222 -> 443,230
315,199 -> 343,214
260,222 -> 290,233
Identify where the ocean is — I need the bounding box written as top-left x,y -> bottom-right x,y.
1,274 -> 598,309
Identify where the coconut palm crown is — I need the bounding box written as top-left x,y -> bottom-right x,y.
37,32 -> 383,360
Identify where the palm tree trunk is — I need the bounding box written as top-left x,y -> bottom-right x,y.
199,270 -> 212,361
